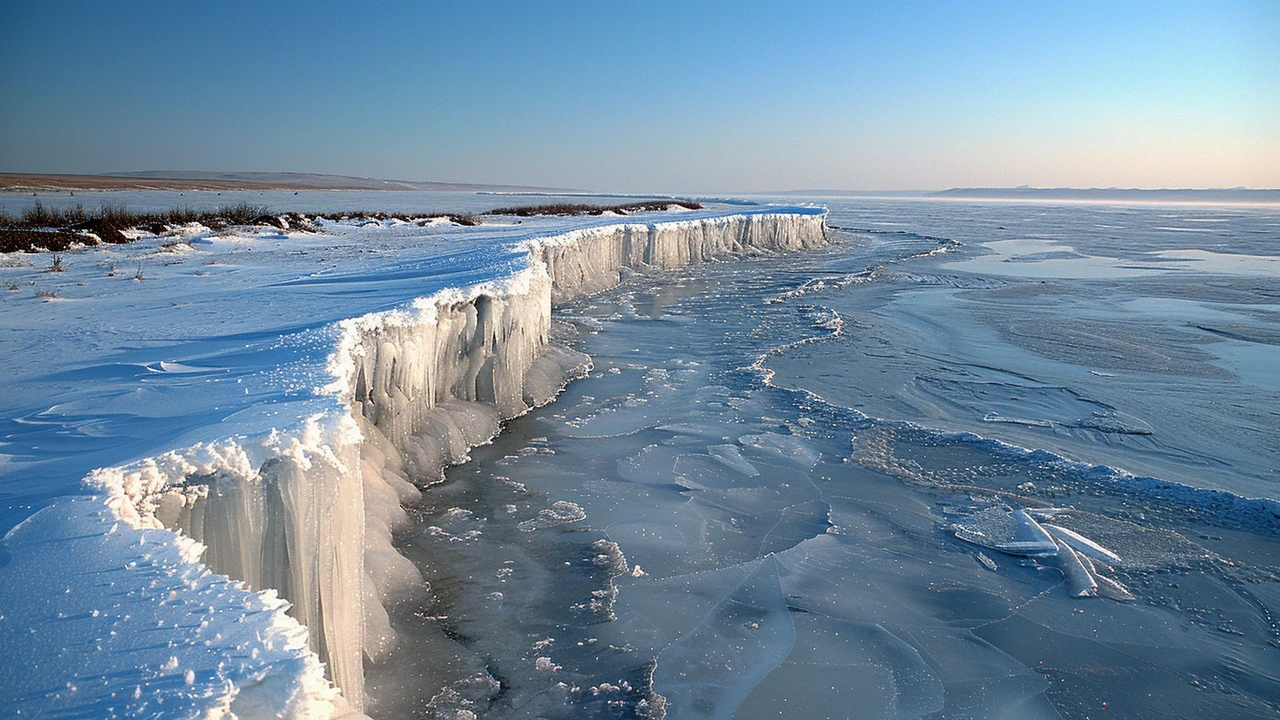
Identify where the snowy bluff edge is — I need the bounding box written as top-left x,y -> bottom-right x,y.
86,210 -> 829,715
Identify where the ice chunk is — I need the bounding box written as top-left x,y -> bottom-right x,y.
953,505 -> 1059,558
708,444 -> 760,477
952,504 -> 1059,556
1053,538 -> 1099,598
1043,522 -> 1122,564
1075,552 -> 1136,601
1001,507 -> 1060,557
673,453 -> 741,490
618,444 -> 685,486
517,500 -> 587,532
738,433 -> 821,468
758,500 -> 832,556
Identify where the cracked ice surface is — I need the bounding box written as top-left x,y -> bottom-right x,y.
5,194 -> 1280,718
387,201 -> 1280,719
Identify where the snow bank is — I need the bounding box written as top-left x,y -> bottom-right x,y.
0,496 -> 353,720
44,209 -> 828,714
84,413 -> 369,710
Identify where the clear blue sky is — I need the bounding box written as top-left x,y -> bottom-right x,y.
1,1 -> 1275,192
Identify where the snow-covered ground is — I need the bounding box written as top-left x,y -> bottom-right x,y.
0,197 -> 826,716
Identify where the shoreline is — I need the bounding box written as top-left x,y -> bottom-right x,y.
0,208 -> 829,715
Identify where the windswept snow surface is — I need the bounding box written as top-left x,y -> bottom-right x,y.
0,497 -> 346,720
0,196 -> 826,717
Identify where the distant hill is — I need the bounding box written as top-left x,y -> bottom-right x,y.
933,187 -> 1280,203
0,171 -> 581,194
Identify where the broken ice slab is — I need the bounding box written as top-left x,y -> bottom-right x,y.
1043,522 -> 1122,564
738,432 -> 822,468
1075,552 -> 1135,601
951,505 -> 1059,557
708,444 -> 760,477
1053,538 -> 1099,598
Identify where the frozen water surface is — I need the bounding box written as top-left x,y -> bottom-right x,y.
383,200 -> 1279,718
4,193 -> 1280,718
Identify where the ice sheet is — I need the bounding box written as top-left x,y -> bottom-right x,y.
390,204 -> 1280,719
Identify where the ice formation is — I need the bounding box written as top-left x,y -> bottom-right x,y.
22,209 -> 827,713
951,503 -> 1133,601
0,496 -> 351,720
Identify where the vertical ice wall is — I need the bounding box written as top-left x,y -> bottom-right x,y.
90,413 -> 370,710
93,211 -> 827,712
337,212 -> 829,464
536,213 -> 829,303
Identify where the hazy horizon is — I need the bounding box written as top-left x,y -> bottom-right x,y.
5,170 -> 1276,197
2,1 -> 1276,193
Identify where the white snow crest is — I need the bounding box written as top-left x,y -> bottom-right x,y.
87,440 -> 257,531
83,414 -> 370,712
0,496 -> 346,720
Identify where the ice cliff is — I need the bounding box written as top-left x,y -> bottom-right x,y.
72,210 -> 828,713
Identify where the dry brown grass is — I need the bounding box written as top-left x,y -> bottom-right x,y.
1,203 -> 484,253
0,202 -> 271,252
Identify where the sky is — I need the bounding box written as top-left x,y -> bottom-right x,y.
1,1 -> 1276,193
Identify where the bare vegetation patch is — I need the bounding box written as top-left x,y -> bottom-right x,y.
0,200 -> 695,254
0,202 -> 272,252
309,211 -> 479,227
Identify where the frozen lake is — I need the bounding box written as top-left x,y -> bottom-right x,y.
2,192 -> 1278,718
369,198 -> 1280,719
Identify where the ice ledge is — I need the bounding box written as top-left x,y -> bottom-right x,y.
0,496 -> 355,720
50,209 -> 828,715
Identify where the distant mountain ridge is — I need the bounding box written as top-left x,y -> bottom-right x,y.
933,186 -> 1280,203
0,171 -> 581,194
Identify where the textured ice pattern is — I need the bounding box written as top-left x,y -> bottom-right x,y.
386,200 -> 1280,719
